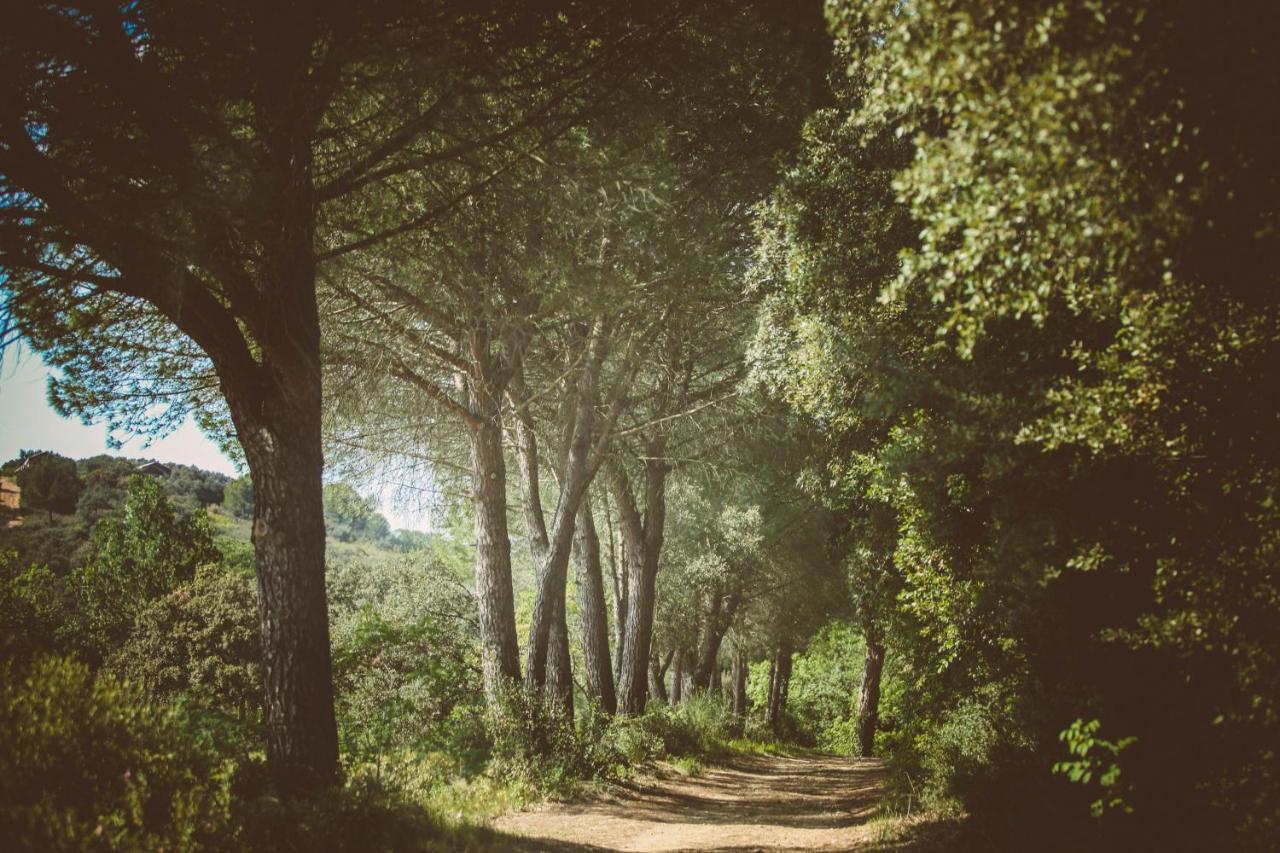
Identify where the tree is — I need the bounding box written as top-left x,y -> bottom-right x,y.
13,451 -> 82,520
222,476 -> 254,521
322,482 -> 390,544
2,0 -> 674,792
77,476 -> 218,655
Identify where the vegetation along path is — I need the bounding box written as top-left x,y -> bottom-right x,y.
494,754 -> 901,852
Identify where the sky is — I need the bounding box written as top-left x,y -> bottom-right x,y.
0,347 -> 431,531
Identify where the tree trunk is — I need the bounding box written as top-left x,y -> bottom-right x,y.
730,646 -> 748,733
574,497 -> 616,713
857,640 -> 887,758
767,640 -> 792,737
607,504 -> 628,681
520,322 -> 607,689
548,582 -> 574,720
670,648 -> 684,706
691,588 -> 740,693
234,388 -> 338,795
648,649 -> 673,704
465,388 -> 521,703
611,451 -> 667,714
220,81 -> 339,794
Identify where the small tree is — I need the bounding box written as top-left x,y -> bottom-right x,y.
221,476 -> 255,521
14,451 -> 83,521
77,477 -> 218,653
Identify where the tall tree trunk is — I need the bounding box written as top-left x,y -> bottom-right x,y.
730,645 -> 749,733
767,639 -> 793,737
857,639 -> 887,758
465,379 -> 521,703
233,376 -> 337,795
648,649 -> 673,704
691,588 -> 740,692
574,497 -> 616,713
670,649 -> 684,706
223,70 -> 338,793
548,582 -> 574,720
512,321 -> 609,690
607,503 -> 628,681
611,450 -> 667,714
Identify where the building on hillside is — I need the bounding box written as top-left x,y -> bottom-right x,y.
0,476 -> 22,527
135,461 -> 172,478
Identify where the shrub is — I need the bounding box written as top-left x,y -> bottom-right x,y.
487,686 -> 621,797
0,657 -> 235,851
107,565 -> 262,719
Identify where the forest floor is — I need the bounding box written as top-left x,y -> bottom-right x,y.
487,754 -> 967,852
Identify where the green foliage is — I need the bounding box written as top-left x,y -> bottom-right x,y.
328,553 -> 480,762
107,566 -> 262,719
13,451 -> 83,518
1053,719 -> 1136,819
0,551 -> 75,665
324,482 -> 391,544
486,686 -> 622,798
221,477 -> 254,521
0,657 -> 235,851
77,478 -> 219,654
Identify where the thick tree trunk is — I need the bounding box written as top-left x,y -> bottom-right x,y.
574,498 -> 616,713
466,394 -> 521,703
235,390 -> 338,795
857,640 -> 887,758
767,640 -> 793,737
221,78 -> 339,794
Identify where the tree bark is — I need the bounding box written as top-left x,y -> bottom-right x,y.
232,374 -> 338,796
548,581 -> 574,720
767,639 -> 793,737
513,321 -> 608,690
221,53 -> 339,793
611,449 -> 668,714
574,497 -> 617,713
691,587 -> 741,693
648,649 -> 673,704
670,648 -> 684,706
730,645 -> 749,733
465,367 -> 521,703
857,639 -> 887,758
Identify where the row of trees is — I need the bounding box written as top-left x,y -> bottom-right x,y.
751,0 -> 1280,847
1,0 -> 833,794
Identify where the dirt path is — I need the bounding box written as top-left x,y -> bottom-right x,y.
491,754 -> 892,852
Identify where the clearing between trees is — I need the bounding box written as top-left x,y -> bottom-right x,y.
492,754 -> 956,852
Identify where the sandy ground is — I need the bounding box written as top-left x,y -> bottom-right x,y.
489,754 -> 892,852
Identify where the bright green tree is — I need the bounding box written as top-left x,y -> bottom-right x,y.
77,477 -> 218,654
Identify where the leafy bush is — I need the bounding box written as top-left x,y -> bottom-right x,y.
328,554 -> 480,762
107,565 -> 262,719
0,551 -> 76,665
0,657 -> 235,851
77,477 -> 219,654
487,686 -> 621,797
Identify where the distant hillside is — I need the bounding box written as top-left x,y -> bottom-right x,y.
0,451 -> 232,573
0,450 -> 419,573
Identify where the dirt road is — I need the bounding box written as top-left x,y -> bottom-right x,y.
491,754 -> 896,852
